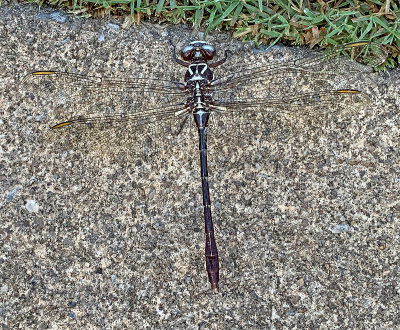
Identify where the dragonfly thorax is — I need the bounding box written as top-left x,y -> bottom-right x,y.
184,63 -> 214,83
184,71 -> 213,129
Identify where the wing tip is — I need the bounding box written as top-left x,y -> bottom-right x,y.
337,89 -> 361,94
52,121 -> 73,129
21,71 -> 56,83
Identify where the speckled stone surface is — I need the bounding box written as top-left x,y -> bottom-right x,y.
1,2 -> 399,328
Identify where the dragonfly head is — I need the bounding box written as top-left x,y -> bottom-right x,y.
181,41 -> 216,63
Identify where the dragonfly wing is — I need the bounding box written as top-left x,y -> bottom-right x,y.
21,71 -> 186,111
208,90 -> 371,145
211,42 -> 387,93
44,102 -> 193,159
218,89 -> 370,114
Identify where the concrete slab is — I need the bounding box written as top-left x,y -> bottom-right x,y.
1,2 -> 399,328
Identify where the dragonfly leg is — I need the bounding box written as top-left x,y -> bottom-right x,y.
173,81 -> 186,89
209,50 -> 230,68
169,39 -> 189,67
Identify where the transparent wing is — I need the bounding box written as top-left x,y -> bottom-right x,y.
21,71 -> 187,115
44,102 -> 194,159
206,42 -> 385,145
218,89 -> 369,112
208,89 -> 371,144
211,42 -> 387,95
21,71 -> 185,96
21,71 -> 192,159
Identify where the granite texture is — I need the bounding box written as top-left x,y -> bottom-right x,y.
1,2 -> 399,329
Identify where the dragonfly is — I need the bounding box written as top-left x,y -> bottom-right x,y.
22,40 -> 386,291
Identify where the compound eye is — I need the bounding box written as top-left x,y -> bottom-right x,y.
181,45 -> 194,61
202,44 -> 216,60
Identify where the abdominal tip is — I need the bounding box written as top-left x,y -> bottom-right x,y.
210,283 -> 219,292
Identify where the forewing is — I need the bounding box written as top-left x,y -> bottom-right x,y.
21,71 -> 191,159
211,42 -> 387,96
21,71 -> 186,114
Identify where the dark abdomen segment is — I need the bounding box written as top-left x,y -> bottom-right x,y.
198,127 -> 219,290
